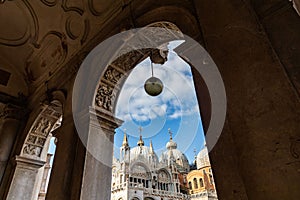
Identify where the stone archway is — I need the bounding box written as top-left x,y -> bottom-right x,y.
72,20 -> 225,199
73,21 -> 186,200
5,92 -> 64,200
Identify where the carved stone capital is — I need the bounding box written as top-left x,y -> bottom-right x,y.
14,155 -> 46,170
76,106 -> 123,133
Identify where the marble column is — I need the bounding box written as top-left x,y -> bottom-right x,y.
5,156 -> 45,200
79,107 -> 122,200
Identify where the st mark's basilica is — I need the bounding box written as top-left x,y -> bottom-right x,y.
111,129 -> 218,200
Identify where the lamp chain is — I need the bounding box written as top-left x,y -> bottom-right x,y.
151,61 -> 154,77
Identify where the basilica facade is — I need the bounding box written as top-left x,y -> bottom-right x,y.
111,130 -> 218,200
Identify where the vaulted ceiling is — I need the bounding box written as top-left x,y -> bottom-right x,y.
0,0 -> 299,100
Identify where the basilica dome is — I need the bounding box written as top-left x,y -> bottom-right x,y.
130,136 -> 159,164
196,146 -> 210,169
160,129 -> 190,172
130,146 -> 159,162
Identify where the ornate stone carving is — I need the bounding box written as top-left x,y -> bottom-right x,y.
40,0 -> 58,7
32,117 -> 52,135
104,66 -> 124,85
22,103 -> 62,158
158,171 -> 170,182
27,135 -> 37,144
23,144 -> 42,157
37,138 -> 46,146
95,84 -> 116,111
112,50 -> 145,71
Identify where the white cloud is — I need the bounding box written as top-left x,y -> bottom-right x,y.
115,43 -> 200,123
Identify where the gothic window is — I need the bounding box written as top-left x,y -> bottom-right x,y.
189,181 -> 192,189
209,174 -> 214,184
193,178 -> 198,189
199,178 -> 204,187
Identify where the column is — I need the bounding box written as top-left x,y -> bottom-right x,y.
194,0 -> 300,199
80,107 -> 122,200
45,112 -> 85,200
0,104 -> 26,197
38,154 -> 52,199
0,104 -> 25,182
5,156 -> 45,200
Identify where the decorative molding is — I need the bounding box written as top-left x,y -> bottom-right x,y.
62,0 -> 84,16
23,0 -> 40,48
87,0 -> 102,16
65,14 -> 90,43
0,0 -> 38,47
81,19 -> 90,45
40,0 -> 58,7
15,155 -> 46,169
65,16 -> 80,40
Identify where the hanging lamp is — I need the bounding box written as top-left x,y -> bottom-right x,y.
144,60 -> 163,96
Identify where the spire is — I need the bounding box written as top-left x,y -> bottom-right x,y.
193,148 -> 197,165
137,126 -> 144,146
122,130 -> 129,148
149,140 -> 154,154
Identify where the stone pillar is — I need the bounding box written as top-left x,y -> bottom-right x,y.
45,112 -> 85,200
0,103 -> 26,193
5,156 -> 45,200
38,154 -> 52,199
79,107 -> 122,200
193,0 -> 300,199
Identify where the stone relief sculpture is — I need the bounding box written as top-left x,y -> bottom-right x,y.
23,144 -> 42,157
32,118 -> 48,133
42,120 -> 52,135
95,84 -> 116,111
22,103 -> 62,158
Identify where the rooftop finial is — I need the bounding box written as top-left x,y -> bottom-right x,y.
137,126 -> 144,146
149,140 -> 154,154
168,128 -> 172,140
122,129 -> 129,148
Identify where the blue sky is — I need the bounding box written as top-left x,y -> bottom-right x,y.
113,41 -> 206,163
